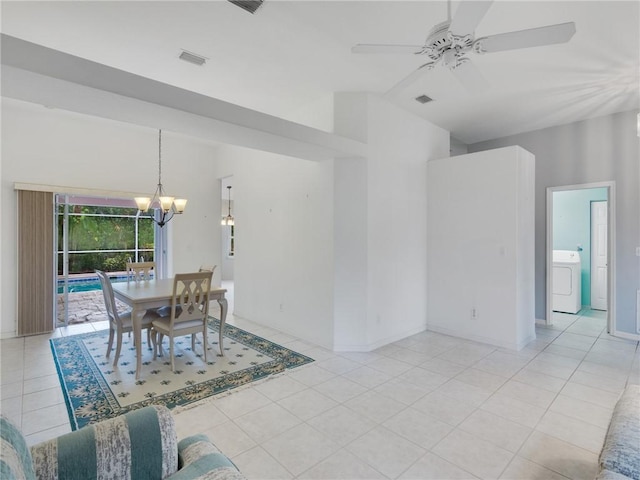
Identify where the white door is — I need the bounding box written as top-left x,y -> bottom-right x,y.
591,201 -> 607,311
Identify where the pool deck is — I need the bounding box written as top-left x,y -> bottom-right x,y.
56,271 -> 129,324
57,281 -> 230,325
57,290 -> 128,325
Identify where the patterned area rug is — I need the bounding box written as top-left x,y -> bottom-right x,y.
51,318 -> 314,430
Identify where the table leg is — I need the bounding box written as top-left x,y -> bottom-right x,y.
217,297 -> 228,357
132,309 -> 146,380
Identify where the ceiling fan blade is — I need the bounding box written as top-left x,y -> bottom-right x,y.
352,44 -> 424,54
450,59 -> 490,93
477,22 -> 576,53
384,62 -> 435,98
449,1 -> 493,36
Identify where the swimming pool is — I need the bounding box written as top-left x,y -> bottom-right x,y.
57,276 -> 128,294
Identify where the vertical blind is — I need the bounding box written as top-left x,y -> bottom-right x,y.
18,190 -> 54,335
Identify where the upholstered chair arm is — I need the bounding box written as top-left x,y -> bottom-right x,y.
1,414 -> 36,480
167,434 -> 246,480
30,405 -> 178,480
598,385 -> 640,480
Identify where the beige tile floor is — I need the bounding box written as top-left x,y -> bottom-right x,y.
1,290 -> 638,479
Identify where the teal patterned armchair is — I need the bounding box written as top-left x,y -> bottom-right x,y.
1,405 -> 245,480
597,385 -> 640,480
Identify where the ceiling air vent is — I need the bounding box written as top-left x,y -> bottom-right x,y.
415,94 -> 433,104
179,50 -> 207,66
228,0 -> 264,14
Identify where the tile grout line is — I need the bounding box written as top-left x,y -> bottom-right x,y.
3,307 -> 637,479
493,314 -> 580,480
501,314 -> 633,480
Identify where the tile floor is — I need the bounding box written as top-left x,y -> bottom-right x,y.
1,289 -> 638,479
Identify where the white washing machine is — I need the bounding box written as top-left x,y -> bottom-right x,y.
552,250 -> 581,314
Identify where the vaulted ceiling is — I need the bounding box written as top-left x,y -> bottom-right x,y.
1,1 -> 638,144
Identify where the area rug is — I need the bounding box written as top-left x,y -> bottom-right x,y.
50,318 -> 314,430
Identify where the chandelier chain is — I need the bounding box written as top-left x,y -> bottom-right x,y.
158,129 -> 162,187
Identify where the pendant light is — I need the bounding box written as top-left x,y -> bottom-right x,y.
221,186 -> 234,226
135,129 -> 187,227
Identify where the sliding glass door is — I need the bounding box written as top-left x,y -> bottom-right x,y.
55,195 -> 157,326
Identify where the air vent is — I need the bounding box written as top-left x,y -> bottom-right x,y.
415,94 -> 433,104
179,50 -> 207,66
228,0 -> 264,14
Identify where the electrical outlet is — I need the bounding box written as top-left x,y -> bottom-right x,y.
636,247 -> 640,257
279,303 -> 284,312
471,308 -> 478,320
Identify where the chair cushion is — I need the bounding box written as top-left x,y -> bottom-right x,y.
153,318 -> 204,333
1,415 -> 36,480
118,309 -> 160,329
155,306 -> 183,319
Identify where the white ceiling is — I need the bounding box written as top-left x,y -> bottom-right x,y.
1,0 -> 638,145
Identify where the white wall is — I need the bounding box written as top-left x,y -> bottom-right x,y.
427,146 -> 536,350
332,94 -> 369,350
366,95 -> 450,348
449,136 -> 469,157
469,110 -> 640,335
1,99 -> 220,338
334,93 -> 450,350
214,93 -> 449,352
0,107 -> 2,333
215,145 -> 335,348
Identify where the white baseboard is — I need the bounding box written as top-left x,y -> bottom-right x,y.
426,324 -> 535,351
0,330 -> 18,340
333,324 -> 427,352
611,329 -> 640,342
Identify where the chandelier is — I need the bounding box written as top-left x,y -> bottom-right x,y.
135,129 -> 187,227
221,185 -> 234,226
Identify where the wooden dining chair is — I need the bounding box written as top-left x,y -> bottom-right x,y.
156,265 -> 217,318
151,270 -> 213,372
198,265 -> 216,274
96,270 -> 159,366
126,261 -> 156,284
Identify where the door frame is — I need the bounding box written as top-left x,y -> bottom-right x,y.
545,181 -> 616,333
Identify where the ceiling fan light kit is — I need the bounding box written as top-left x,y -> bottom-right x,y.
352,0 -> 576,95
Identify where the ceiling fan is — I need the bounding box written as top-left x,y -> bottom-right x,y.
352,0 -> 576,96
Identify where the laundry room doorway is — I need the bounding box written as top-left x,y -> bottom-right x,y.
546,182 -> 615,333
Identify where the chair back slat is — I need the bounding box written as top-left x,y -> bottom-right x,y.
126,261 -> 156,284
170,271 -> 212,327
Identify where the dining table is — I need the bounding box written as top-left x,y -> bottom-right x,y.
111,278 -> 228,379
